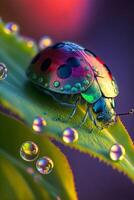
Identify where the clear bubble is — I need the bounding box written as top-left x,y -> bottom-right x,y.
39,36 -> 53,50
20,141 -> 39,161
32,116 -> 47,133
0,63 -> 8,80
36,156 -> 54,174
109,144 -> 125,161
4,22 -> 19,34
62,128 -> 78,143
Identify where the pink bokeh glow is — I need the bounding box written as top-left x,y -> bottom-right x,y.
1,0 -> 95,40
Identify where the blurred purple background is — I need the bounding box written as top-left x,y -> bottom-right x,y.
0,0 -> 134,199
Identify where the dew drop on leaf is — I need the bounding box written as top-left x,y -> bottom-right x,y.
36,156 -> 54,174
4,22 -> 19,34
26,167 -> 35,175
62,128 -> 78,143
109,144 -> 125,161
32,116 -> 47,133
0,63 -> 8,80
39,36 -> 53,50
22,36 -> 37,48
20,141 -> 39,161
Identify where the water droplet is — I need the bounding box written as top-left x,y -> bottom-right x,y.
20,141 -> 39,161
39,36 -> 53,50
27,39 -> 36,48
71,87 -> 78,93
109,144 -> 125,161
0,63 -> 8,80
26,167 -> 35,175
60,87 -> 64,91
53,81 -> 60,88
75,82 -> 81,89
62,128 -> 78,143
83,79 -> 89,85
64,84 -> 71,91
26,38 -> 36,48
32,116 -> 47,133
86,74 -> 91,79
44,83 -> 48,88
80,86 -> 86,91
4,22 -> 19,34
36,156 -> 54,174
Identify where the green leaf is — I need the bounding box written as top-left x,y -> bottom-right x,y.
0,112 -> 77,200
0,153 -> 35,200
0,20 -> 134,184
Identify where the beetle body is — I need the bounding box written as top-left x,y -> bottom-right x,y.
27,41 -> 119,127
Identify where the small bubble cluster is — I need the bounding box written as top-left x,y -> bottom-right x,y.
109,143 -> 125,161
32,116 -> 47,133
4,22 -> 19,34
20,141 -> 39,161
0,63 -> 8,80
36,156 -> 54,174
62,128 -> 78,143
39,36 -> 53,50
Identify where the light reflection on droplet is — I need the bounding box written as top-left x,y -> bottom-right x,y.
20,141 -> 39,161
4,22 -> 19,34
109,143 -> 125,161
36,156 -> 54,174
32,116 -> 47,133
0,63 -> 8,80
62,128 -> 78,143
24,37 -> 36,48
39,36 -> 53,50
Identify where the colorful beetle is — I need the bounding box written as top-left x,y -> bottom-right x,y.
26,41 -> 127,128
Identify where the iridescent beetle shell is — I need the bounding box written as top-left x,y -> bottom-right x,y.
27,42 -> 94,94
27,41 -> 119,126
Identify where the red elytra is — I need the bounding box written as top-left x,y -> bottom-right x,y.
27,41 -> 118,98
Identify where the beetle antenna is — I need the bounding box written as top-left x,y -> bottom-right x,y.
117,108 -> 134,116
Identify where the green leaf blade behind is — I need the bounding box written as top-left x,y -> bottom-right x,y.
0,112 -> 78,200
0,21 -> 134,185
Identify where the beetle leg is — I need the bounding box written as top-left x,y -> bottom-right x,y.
88,106 -> 103,130
79,105 -> 89,127
44,89 -> 75,108
69,97 -> 81,118
63,97 -> 81,122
